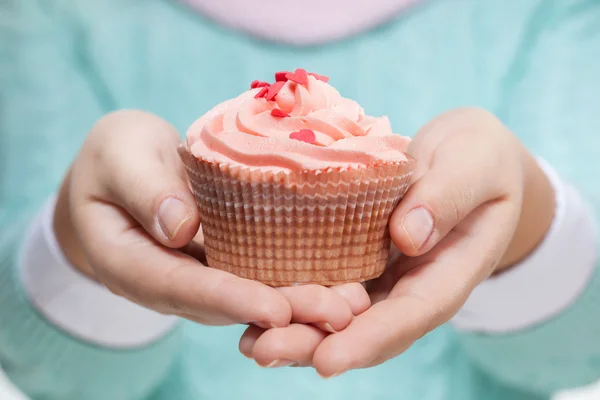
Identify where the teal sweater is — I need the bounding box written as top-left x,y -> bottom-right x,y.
1,1 -> 600,399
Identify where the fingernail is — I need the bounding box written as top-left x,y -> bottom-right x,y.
401,207 -> 434,250
157,197 -> 192,240
253,322 -> 278,330
264,359 -> 297,368
315,322 -> 337,333
318,371 -> 341,380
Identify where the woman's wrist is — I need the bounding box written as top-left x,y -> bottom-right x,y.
452,156 -> 597,333
496,150 -> 556,272
20,193 -> 180,347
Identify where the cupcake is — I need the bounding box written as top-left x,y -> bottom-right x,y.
179,69 -> 414,286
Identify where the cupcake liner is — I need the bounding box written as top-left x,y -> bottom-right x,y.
179,146 -> 414,286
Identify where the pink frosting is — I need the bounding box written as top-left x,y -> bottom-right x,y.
187,75 -> 410,172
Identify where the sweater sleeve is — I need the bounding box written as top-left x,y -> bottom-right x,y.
454,1 -> 600,395
0,2 -> 181,399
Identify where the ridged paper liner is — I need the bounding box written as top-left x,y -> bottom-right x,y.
179,146 -> 414,286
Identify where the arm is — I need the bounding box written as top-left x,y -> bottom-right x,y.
452,2 -> 600,394
0,2 -> 180,399
453,161 -> 599,393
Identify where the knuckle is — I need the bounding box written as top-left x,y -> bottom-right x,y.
252,294 -> 282,322
254,302 -> 276,321
401,292 -> 439,331
158,264 -> 190,312
163,298 -> 185,313
451,185 -> 474,220
306,286 -> 333,315
127,173 -> 151,210
194,273 -> 245,320
428,188 -> 468,225
260,330 -> 288,354
444,192 -> 464,223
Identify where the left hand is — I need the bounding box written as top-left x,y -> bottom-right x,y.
238,108 -> 556,376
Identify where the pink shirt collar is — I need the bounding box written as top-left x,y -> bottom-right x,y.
181,0 -> 422,45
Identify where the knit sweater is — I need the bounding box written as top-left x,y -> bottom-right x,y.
1,1 -> 600,399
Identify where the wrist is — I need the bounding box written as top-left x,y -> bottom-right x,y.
496,151 -> 556,272
453,158 -> 597,333
21,192 -> 180,347
54,170 -> 97,280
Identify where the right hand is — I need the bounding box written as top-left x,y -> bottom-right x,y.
53,110 -> 368,330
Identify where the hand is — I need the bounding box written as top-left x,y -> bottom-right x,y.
54,110 -> 368,329
238,108 -> 556,376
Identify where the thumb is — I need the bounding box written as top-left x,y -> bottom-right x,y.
124,168 -> 199,248
89,111 -> 200,248
389,137 -> 509,257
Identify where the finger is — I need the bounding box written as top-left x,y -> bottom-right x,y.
251,324 -> 328,368
180,226 -> 207,264
330,283 -> 371,316
313,296 -> 429,377
389,116 -> 520,256
277,285 -> 354,332
79,110 -> 200,248
239,325 -> 264,358
367,248 -> 406,305
314,200 -> 518,377
73,201 -> 292,326
311,283 -> 371,331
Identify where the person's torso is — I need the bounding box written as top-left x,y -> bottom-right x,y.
31,0 -> 600,398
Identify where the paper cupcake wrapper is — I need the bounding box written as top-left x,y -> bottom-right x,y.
179,146 -> 414,286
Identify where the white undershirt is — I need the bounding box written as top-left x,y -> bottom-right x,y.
17,159 -> 598,347
18,201 -> 179,348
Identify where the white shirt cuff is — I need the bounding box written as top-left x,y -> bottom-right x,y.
19,195 -> 179,348
451,158 -> 598,333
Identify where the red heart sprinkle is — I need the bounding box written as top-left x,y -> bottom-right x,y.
289,129 -> 316,144
308,72 -> 330,83
265,81 -> 285,101
275,71 -> 290,82
285,68 -> 308,85
271,108 -> 290,118
254,86 -> 269,98
251,80 -> 270,89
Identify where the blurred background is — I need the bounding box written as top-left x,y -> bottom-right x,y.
2,366 -> 600,400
